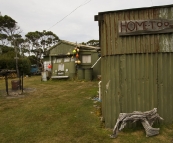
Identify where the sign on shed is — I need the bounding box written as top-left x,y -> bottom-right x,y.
119,19 -> 173,36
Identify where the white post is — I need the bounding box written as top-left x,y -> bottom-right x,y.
98,81 -> 102,101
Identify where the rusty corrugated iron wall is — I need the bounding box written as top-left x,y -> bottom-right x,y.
96,5 -> 173,128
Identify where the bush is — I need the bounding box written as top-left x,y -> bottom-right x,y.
18,57 -> 31,75
0,46 -> 31,75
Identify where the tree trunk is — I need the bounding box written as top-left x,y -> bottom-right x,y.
15,46 -> 20,78
14,40 -> 19,78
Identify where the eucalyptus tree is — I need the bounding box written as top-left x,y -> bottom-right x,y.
25,31 -> 42,68
0,14 -> 22,77
0,33 -> 8,45
80,40 -> 99,47
25,30 -> 59,70
41,30 -> 59,50
13,34 -> 27,57
0,15 -> 22,45
20,39 -> 30,57
86,40 -> 99,47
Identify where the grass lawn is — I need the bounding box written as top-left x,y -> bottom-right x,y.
0,76 -> 173,143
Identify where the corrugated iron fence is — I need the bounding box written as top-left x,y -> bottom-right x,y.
96,5 -> 173,128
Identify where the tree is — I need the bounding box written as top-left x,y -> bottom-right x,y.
80,40 -> 99,47
43,31 -> 59,53
25,30 -> 59,71
0,33 -> 8,45
0,45 -> 14,54
13,34 -> 27,57
0,14 -> 22,77
0,50 -> 31,75
0,15 -> 22,45
80,42 -> 86,45
86,40 -> 99,47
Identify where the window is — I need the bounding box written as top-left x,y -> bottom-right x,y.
82,55 -> 91,63
57,58 -> 62,63
58,63 -> 64,71
53,58 -> 56,63
71,57 -> 76,61
64,58 -> 70,62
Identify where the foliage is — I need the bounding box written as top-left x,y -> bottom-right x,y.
80,42 -> 86,45
0,14 -> 22,77
0,50 -> 16,69
0,46 -> 31,74
0,33 -> 8,45
0,14 -> 60,74
0,14 -> 59,58
0,15 -> 16,30
25,30 -> 59,70
0,15 -> 21,46
0,45 -> 14,53
25,30 -> 59,56
18,57 -> 31,75
81,39 -> 99,47
27,55 -> 38,65
87,40 -> 99,47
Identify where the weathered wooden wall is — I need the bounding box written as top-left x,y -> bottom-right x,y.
96,5 -> 173,128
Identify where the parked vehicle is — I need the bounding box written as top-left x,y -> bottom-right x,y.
30,64 -> 41,75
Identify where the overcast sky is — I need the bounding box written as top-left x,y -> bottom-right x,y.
0,0 -> 172,43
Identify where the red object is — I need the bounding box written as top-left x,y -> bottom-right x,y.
48,64 -> 52,69
76,53 -> 79,58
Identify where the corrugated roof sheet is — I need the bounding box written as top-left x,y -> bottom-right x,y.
96,4 -> 173,15
48,40 -> 100,51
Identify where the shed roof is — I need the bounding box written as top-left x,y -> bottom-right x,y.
48,40 -> 100,51
95,4 -> 173,16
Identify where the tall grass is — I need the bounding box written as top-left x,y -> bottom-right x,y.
0,76 -> 172,143
0,77 -> 112,143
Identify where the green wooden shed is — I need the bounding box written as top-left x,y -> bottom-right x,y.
45,40 -> 101,80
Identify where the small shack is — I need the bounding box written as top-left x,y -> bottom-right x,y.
45,40 -> 101,80
95,4 -> 173,128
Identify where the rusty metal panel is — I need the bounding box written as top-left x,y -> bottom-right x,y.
99,6 -> 173,56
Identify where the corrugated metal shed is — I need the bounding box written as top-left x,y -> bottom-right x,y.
95,5 -> 173,128
49,40 -> 100,56
96,5 -> 173,56
47,40 -> 101,80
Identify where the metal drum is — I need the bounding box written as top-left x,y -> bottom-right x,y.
77,68 -> 84,80
84,68 -> 93,81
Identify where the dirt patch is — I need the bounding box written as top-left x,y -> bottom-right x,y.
0,88 -> 36,99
